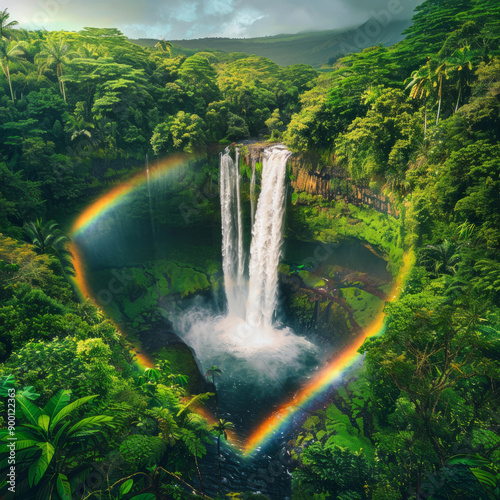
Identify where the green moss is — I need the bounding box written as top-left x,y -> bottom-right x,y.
278,263 -> 291,274
302,433 -> 314,444
356,417 -> 364,434
303,415 -> 320,429
94,257 -> 218,326
289,292 -> 315,315
298,270 -> 326,288
165,261 -> 210,297
120,287 -> 160,322
339,287 -> 384,328
324,404 -> 375,460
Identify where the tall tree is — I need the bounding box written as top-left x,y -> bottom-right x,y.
36,36 -> 79,103
212,418 -> 233,497
0,8 -> 18,39
0,38 -> 25,102
434,59 -> 450,125
448,45 -> 476,112
406,58 -> 435,137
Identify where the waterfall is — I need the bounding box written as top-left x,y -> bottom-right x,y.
220,144 -> 290,329
250,159 -> 256,229
176,143 -> 314,385
246,145 -> 290,328
235,149 -> 244,278
220,147 -> 246,317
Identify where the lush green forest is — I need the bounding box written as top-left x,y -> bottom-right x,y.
1,0 -> 500,498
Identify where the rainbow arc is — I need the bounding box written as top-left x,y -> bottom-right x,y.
69,154 -> 414,453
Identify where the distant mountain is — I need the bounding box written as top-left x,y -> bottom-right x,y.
132,18 -> 412,68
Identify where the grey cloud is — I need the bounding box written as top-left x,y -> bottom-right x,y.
5,0 -> 424,40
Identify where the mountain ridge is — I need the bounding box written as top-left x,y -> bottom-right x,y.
131,18 -> 412,68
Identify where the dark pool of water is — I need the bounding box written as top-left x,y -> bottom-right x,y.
283,238 -> 391,282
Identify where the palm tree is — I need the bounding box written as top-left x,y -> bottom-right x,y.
24,219 -> 66,254
205,365 -> 222,429
0,38 -> 25,102
205,365 -> 222,387
24,219 -> 74,277
419,240 -> 461,276
36,36 -> 79,102
406,58 -> 434,137
67,115 -> 94,141
77,42 -> 100,59
66,109 -> 94,143
212,418 -> 234,496
0,8 -> 18,39
448,45 -> 476,113
434,60 -> 450,125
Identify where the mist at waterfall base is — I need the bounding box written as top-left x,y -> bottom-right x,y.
173,145 -> 320,433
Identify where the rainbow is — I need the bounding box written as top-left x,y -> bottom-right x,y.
69,154 -> 414,453
242,250 -> 415,456
70,154 -> 192,369
71,154 -> 188,238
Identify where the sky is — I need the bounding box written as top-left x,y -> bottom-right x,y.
5,0 -> 425,40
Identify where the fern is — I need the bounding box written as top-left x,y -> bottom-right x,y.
119,435 -> 166,469
473,259 -> 500,295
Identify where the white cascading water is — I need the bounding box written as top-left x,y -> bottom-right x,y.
250,159 -> 256,228
246,146 -> 290,328
220,147 -> 246,317
175,144 -> 315,385
220,144 -> 290,327
235,149 -> 244,279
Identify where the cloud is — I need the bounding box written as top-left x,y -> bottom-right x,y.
171,2 -> 199,23
4,0 -> 424,40
218,6 -> 267,38
203,0 -> 234,16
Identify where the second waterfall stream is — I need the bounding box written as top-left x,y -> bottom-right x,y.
220,144 -> 291,329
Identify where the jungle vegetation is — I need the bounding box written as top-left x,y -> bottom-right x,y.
0,0 -> 500,498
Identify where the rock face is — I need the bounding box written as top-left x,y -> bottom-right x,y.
243,144 -> 397,216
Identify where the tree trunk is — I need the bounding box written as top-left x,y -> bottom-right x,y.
436,77 -> 443,126
58,64 -> 67,103
416,461 -> 422,500
193,440 -> 205,495
454,85 -> 462,113
61,79 -> 66,103
213,374 -> 219,419
6,64 -> 14,102
436,96 -> 442,125
424,101 -> 427,137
